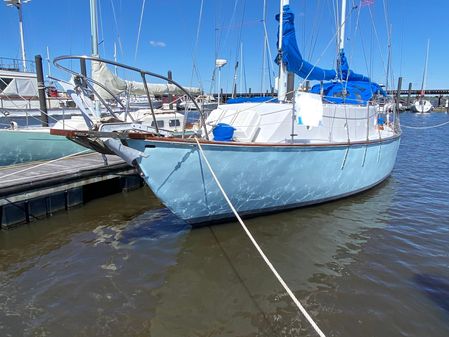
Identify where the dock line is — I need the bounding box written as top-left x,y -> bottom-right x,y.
194,137 -> 327,337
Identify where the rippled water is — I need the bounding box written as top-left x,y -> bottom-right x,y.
1,112 -> 449,336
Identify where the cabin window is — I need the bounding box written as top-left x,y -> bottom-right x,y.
151,120 -> 164,128
169,119 -> 181,127
0,78 -> 13,91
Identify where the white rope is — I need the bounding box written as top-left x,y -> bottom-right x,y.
194,137 -> 326,337
401,119 -> 449,130
0,150 -> 91,180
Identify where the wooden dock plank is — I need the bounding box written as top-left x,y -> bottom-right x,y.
0,153 -> 126,190
0,153 -> 142,228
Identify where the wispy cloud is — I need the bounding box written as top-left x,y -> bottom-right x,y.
149,40 -> 167,48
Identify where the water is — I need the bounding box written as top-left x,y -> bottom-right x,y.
1,112 -> 449,336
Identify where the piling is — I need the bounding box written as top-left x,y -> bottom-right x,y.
406,82 -> 412,108
79,58 -> 88,90
168,70 -> 173,109
396,77 -> 402,112
35,55 -> 48,127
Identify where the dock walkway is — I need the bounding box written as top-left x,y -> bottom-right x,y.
0,152 -> 142,229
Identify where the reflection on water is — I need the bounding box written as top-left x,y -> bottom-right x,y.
0,112 -> 449,336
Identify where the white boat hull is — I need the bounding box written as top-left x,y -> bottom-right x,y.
411,100 -> 432,113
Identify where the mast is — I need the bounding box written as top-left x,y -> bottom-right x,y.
420,39 -> 430,97
46,46 -> 51,77
240,42 -> 244,93
260,0 -> 267,93
278,0 -> 289,102
90,0 -> 99,57
339,0 -> 347,51
5,0 -> 30,71
113,42 -> 118,75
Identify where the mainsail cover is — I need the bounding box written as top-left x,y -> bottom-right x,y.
275,5 -> 336,81
276,5 -> 370,83
91,62 -> 201,99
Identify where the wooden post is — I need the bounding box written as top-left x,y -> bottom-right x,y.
396,77 -> 402,112
35,55 -> 48,127
168,70 -> 173,110
406,82 -> 412,109
80,58 -> 88,88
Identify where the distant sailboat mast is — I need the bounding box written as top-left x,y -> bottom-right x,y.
420,39 -> 430,98
4,0 -> 30,71
90,0 -> 99,57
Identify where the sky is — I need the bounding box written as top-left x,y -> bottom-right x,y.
1,0 -> 448,93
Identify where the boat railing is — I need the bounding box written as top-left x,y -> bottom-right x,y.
53,55 -> 209,140
0,57 -> 35,73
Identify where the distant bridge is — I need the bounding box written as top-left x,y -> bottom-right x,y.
387,89 -> 449,96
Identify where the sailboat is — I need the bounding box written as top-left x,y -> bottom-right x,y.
0,1 -> 87,166
51,0 -> 401,225
411,40 -> 433,113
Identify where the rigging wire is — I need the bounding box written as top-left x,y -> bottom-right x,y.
110,0 -> 124,57
190,0 -> 205,90
222,0 -> 240,54
231,0 -> 246,96
306,0 -> 324,62
367,5 -> 388,82
134,0 -> 147,60
97,0 -> 106,56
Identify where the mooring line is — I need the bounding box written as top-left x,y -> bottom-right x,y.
401,119 -> 449,129
194,138 -> 327,337
0,150 -> 91,181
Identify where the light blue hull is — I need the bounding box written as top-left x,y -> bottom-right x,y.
129,137 -> 400,224
0,129 -> 87,166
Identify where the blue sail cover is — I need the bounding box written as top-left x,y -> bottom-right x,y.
338,51 -> 370,82
310,81 -> 387,104
276,5 -> 385,104
276,5 -> 336,81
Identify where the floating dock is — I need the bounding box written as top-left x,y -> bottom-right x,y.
0,153 -> 143,229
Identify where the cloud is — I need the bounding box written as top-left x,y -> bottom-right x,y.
149,40 -> 167,48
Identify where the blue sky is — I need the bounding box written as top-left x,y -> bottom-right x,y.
1,0 -> 448,92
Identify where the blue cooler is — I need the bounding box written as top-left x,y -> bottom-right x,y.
213,123 -> 235,141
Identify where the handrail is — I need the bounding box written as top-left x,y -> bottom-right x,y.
53,55 -> 209,140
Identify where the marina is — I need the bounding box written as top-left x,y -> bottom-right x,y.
1,112 -> 449,336
1,0 -> 449,336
